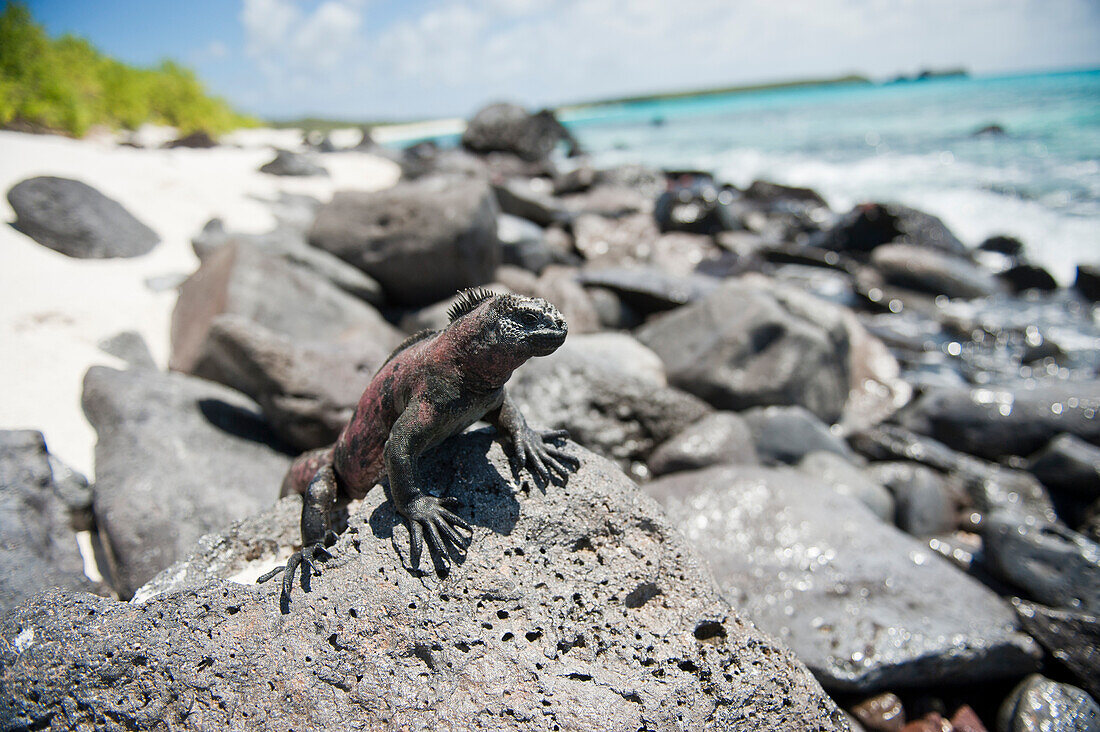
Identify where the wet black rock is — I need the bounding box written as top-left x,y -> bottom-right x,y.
645,465 -> 1040,692
259,149 -> 328,177
7,176 -> 159,258
0,431 -> 98,615
0,434 -> 848,731
654,179 -> 741,234
169,241 -> 402,375
1012,599 -> 1100,699
997,675 -> 1099,732
999,263 -> 1059,294
577,266 -> 719,314
898,382 -> 1100,461
850,425 -> 1059,526
973,124 -> 1007,137
164,130 -> 217,148
462,103 -> 573,162
97,330 -> 157,370
81,366 -> 291,597
979,235 -> 1025,258
192,219 -> 385,305
1075,265 -> 1100,302
743,406 -> 856,465
647,411 -> 758,477
1028,434 -> 1100,500
981,511 -> 1100,614
743,179 -> 828,209
510,335 -> 712,471
309,177 -> 501,305
870,243 -> 1004,299
492,178 -> 570,227
797,451 -> 895,522
815,202 -> 968,257
636,278 -> 851,422
866,462 -> 956,537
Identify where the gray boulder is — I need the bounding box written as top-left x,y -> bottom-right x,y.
462,103 -> 572,162
192,218 -> 385,305
870,243 -> 1004,299
982,512 -> 1100,614
866,461 -> 955,537
82,366 -> 291,597
637,278 -> 851,422
797,451 -> 894,522
572,212 -> 660,266
7,176 -> 159,258
258,149 -> 328,176
309,177 -> 502,305
497,213 -> 553,273
169,241 -> 402,376
648,412 -> 758,477
97,330 -> 157,371
492,178 -> 569,227
510,338 -> 712,472
1028,434 -> 1100,500
743,406 -> 856,465
997,675 -> 1100,732
190,316 -> 381,451
577,266 -> 720,314
0,431 -> 98,615
645,465 -> 1040,692
898,381 -> 1100,461
0,434 -> 848,731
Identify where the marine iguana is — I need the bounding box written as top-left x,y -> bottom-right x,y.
259,289 -> 576,606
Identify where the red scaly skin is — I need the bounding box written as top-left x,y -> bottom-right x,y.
262,291 -> 576,609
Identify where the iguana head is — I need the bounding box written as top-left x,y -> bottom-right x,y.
447,288 -> 568,371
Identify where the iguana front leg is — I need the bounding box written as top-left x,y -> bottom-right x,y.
386,405 -> 473,572
487,390 -> 578,487
258,465 -> 340,610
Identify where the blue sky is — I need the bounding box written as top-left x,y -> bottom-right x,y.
27,0 -> 1100,121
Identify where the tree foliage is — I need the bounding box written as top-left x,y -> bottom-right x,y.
0,2 -> 254,137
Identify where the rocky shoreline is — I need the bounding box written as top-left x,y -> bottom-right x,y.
2,104 -> 1098,730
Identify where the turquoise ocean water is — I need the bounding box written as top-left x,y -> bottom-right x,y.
559,70 -> 1100,283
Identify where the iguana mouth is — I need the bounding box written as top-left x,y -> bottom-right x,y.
529,327 -> 567,354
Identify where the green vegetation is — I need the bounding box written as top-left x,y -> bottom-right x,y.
558,74 -> 872,111
0,2 -> 255,137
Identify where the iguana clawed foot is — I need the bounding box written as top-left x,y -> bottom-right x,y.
404,495 -> 473,573
257,529 -> 339,609
507,427 -> 579,488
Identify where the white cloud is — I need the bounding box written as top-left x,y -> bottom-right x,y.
233,0 -> 1100,119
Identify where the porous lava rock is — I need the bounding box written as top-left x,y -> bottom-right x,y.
0,433 -> 847,731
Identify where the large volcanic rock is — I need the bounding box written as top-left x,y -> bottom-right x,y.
814,202 -> 968,256
81,366 -> 291,597
7,176 -> 159,258
510,335 -> 712,470
636,278 -> 851,423
461,103 -> 573,162
0,434 -> 847,731
309,177 -> 502,305
897,381 -> 1100,461
645,465 -> 1040,692
0,431 -> 98,615
169,241 -> 402,377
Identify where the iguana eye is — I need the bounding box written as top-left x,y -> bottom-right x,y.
519,311 -> 540,327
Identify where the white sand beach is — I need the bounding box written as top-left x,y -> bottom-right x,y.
0,129 -> 400,478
